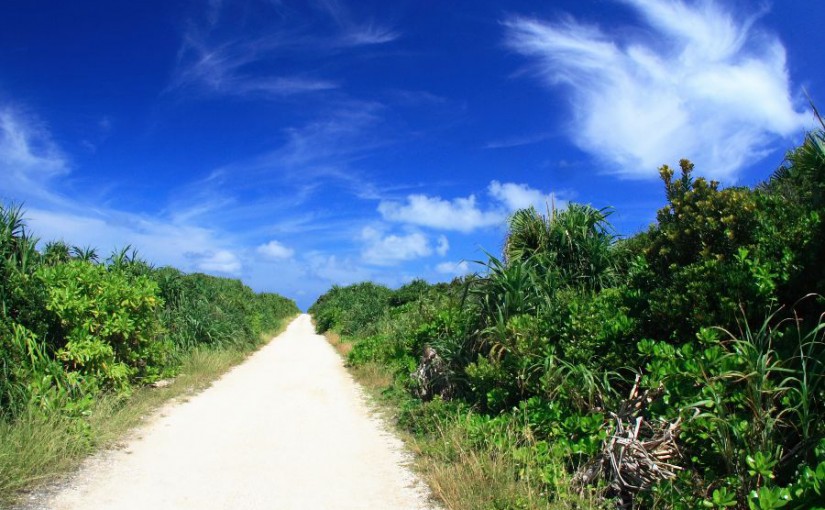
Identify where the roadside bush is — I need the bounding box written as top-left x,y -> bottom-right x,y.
0,202 -> 298,426
37,260 -> 168,394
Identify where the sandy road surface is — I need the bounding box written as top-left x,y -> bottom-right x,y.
32,315 -> 436,510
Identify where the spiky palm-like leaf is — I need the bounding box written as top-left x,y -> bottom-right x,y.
503,203 -> 619,290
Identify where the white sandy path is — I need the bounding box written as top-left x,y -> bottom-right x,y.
40,314 -> 437,510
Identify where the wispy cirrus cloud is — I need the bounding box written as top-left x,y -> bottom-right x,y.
169,102 -> 389,230
170,0 -> 398,100
504,0 -> 807,180
25,207 -> 245,275
169,31 -> 338,98
312,0 -> 400,46
0,108 -> 69,202
339,21 -> 399,46
483,132 -> 552,149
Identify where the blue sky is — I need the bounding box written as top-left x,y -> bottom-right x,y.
1,0 -> 823,310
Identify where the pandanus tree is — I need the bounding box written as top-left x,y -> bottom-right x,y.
758,110 -> 825,308
503,203 -> 619,291
763,106 -> 825,209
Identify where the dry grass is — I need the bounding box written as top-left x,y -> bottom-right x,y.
324,331 -> 353,357
350,362 -> 394,391
416,445 -> 551,509
403,419 -> 606,510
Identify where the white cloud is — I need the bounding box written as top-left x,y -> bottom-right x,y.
504,0 -> 807,180
436,260 -> 471,276
0,104 -> 247,281
361,227 -> 432,265
172,0 -> 397,100
256,240 -> 295,260
378,181 -> 563,232
488,180 -> 565,212
378,194 -> 505,233
436,235 -> 449,256
190,249 -> 242,274
165,105 -> 389,238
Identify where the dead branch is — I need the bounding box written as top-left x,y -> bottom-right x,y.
573,378 -> 682,507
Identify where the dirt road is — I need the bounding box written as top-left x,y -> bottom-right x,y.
35,314 -> 436,510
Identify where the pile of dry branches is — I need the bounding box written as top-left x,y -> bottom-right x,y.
574,376 -> 682,504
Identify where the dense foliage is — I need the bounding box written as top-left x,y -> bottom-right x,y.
310,124 -> 825,509
0,208 -> 299,424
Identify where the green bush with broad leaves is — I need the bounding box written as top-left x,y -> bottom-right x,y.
37,260 -> 168,394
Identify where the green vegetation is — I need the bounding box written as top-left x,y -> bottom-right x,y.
310,122 -> 825,508
0,207 -> 298,503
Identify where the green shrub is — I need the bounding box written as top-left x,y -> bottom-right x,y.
37,261 -> 168,394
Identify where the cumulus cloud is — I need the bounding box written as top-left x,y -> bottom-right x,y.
378,194 -> 505,233
488,180 -> 565,212
190,249 -> 242,274
435,260 -> 471,276
256,240 -> 295,260
378,181 -> 563,232
504,0 -> 807,180
361,227 -> 433,266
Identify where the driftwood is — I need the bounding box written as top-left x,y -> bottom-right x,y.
412,345 -> 454,400
573,375 -> 682,506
